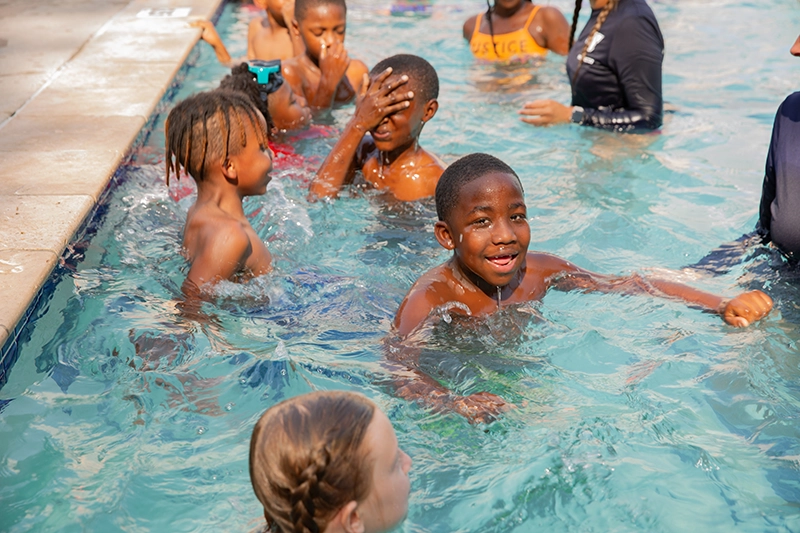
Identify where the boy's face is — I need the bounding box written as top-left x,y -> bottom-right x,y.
226,112 -> 274,196
294,5 -> 346,61
435,172 -> 530,288
370,78 -> 437,152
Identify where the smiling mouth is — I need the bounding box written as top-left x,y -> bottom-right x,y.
486,253 -> 518,272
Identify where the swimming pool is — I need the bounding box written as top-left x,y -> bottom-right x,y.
2,0 -> 800,531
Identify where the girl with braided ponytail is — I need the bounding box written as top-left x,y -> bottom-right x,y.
464,0 -> 570,61
519,0 -> 664,131
250,391 -> 412,533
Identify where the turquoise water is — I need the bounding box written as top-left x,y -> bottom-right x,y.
2,0 -> 800,531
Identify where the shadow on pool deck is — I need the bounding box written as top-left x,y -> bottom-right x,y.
0,0 -> 223,352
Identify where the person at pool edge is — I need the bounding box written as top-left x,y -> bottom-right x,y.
518,0 -> 663,130
310,54 -> 444,201
165,90 -> 274,294
250,391 -> 412,533
464,0 -> 571,60
391,153 -> 773,420
281,0 -> 368,112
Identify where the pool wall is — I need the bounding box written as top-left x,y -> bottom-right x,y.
0,0 -> 224,356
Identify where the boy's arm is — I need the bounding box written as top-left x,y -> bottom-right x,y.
545,255 -> 773,327
184,223 -> 252,291
246,18 -> 260,59
309,68 -> 414,199
191,20 -> 233,65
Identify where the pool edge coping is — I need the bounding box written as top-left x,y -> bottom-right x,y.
0,0 -> 226,357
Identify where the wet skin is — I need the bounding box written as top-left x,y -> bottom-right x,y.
462,0 -> 571,55
268,81 -> 312,131
281,4 -> 368,111
182,114 -> 274,291
248,0 -> 296,61
394,171 -> 774,336
311,67 -> 444,201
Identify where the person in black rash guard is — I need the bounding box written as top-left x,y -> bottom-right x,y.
686,35 -> 800,275
758,37 -> 800,260
518,0 -> 663,132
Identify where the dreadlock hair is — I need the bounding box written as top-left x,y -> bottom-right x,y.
571,0 -> 619,83
218,63 -> 275,136
370,54 -> 439,104
164,89 -> 269,186
249,391 -> 376,533
294,0 -> 346,23
435,153 -> 522,222
484,0 -> 533,57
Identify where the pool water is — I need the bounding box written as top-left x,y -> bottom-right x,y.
2,0 -> 800,531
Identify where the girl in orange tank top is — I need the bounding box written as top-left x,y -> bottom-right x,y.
463,0 -> 571,61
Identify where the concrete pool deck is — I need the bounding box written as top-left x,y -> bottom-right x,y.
0,0 -> 223,353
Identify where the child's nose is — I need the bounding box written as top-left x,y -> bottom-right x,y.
493,218 -> 516,244
401,450 -> 412,473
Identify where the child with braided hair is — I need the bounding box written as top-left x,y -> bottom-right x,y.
519,0 -> 664,131
250,391 -> 412,533
464,0 -> 570,61
165,90 -> 274,295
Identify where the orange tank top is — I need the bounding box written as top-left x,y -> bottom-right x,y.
469,5 -> 547,61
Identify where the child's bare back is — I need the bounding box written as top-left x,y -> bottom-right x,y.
248,0 -> 298,61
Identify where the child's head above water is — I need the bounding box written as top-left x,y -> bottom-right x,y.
293,0 -> 347,59
368,54 -> 439,152
220,62 -> 311,132
434,153 -> 530,288
250,391 -> 412,533
165,89 -> 270,185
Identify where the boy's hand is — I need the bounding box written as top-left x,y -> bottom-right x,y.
519,99 -> 572,126
353,67 -> 413,131
721,290 -> 773,327
319,40 -> 351,84
450,391 -> 511,424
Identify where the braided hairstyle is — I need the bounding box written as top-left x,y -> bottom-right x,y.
164,89 -> 269,186
570,0 -> 619,82
218,63 -> 276,136
484,0 -> 533,57
249,391 -> 376,533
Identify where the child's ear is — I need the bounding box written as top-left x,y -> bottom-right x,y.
434,220 -> 455,250
291,18 -> 300,37
421,99 -> 439,124
334,501 -> 364,533
221,158 -> 238,181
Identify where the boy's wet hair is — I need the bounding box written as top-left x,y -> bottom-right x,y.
435,153 -> 522,222
218,63 -> 275,135
165,89 -> 269,185
294,0 -> 346,22
370,54 -> 439,103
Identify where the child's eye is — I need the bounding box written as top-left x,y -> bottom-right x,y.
472,218 -> 490,227
511,213 -> 527,221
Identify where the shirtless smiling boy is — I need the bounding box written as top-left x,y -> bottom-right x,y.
390,153 -> 773,421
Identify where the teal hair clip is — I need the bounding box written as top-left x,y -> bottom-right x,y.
247,60 -> 284,95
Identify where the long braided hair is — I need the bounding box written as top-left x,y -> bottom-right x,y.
484,0 -> 533,57
164,90 -> 269,186
569,0 -> 619,82
249,391 -> 376,533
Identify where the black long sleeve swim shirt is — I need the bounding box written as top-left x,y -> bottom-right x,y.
758,92 -> 800,258
566,0 -> 664,131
